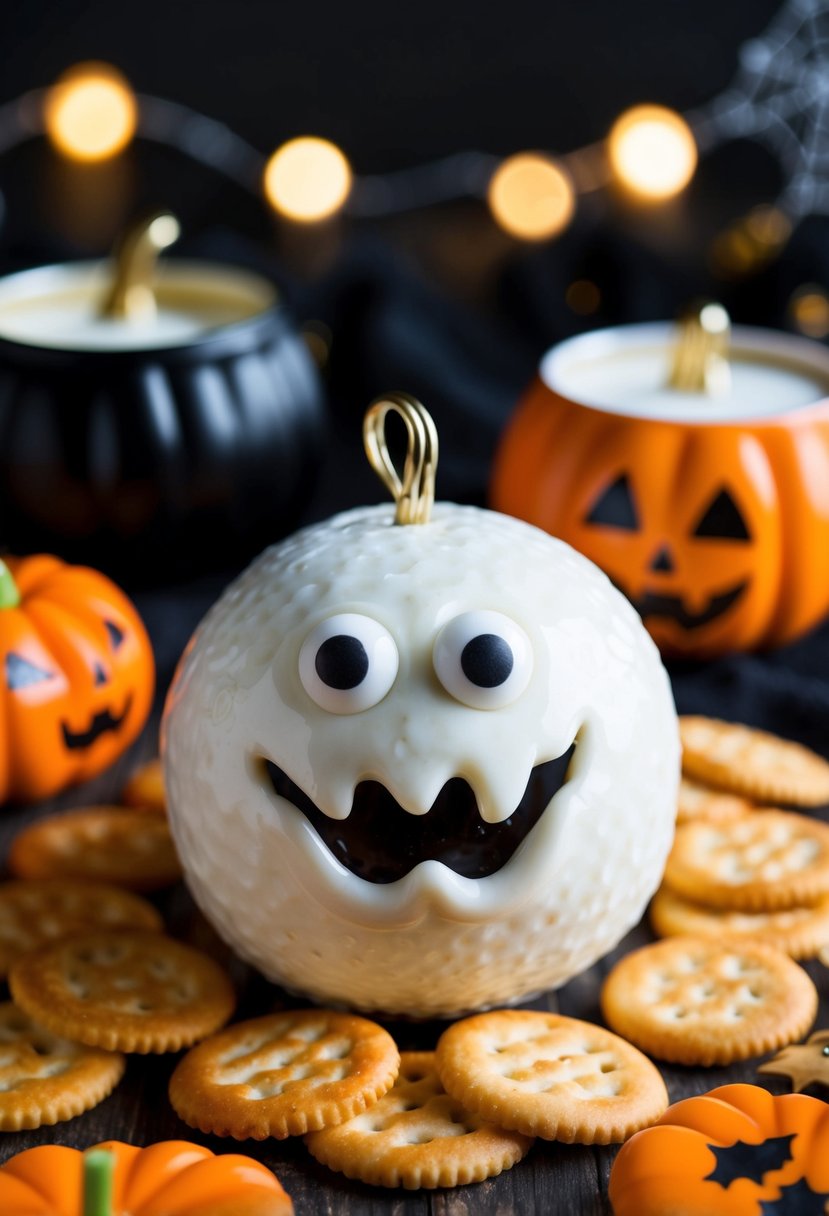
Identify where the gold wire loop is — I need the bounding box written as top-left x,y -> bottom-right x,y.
668,300 -> 732,395
101,210 -> 181,321
363,392 -> 439,525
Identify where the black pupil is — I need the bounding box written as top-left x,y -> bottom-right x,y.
315,635 -> 370,690
461,634 -> 514,688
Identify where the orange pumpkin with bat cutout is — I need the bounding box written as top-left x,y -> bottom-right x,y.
609,1083 -> 829,1215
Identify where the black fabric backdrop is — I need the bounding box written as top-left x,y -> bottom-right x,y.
129,218 -> 829,755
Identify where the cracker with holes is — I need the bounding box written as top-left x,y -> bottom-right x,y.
600,935 -> 817,1065
676,776 -> 754,824
0,879 -> 163,978
664,810 -> 829,911
679,716 -> 829,806
9,930 -> 234,1054
306,1050 -> 532,1188
650,886 -> 829,958
122,758 -> 166,813
8,806 -> 181,892
0,1000 -> 125,1129
169,1010 -> 400,1140
433,1011 -> 667,1144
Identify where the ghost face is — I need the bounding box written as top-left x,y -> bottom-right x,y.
164,504 -> 678,1016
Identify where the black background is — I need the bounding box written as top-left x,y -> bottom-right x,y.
0,0 -> 780,170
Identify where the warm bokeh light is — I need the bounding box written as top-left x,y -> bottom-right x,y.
790,284 -> 829,339
608,105 -> 697,201
264,137 -> 352,222
487,153 -> 575,241
45,63 -> 137,162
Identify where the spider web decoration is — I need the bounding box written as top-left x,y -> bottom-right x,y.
694,0 -> 829,217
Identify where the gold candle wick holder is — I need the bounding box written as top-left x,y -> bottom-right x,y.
668,301 -> 732,396
363,392 -> 439,525
100,210 -> 181,322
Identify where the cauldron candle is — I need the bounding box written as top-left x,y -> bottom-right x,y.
0,213 -> 326,577
493,305 -> 829,658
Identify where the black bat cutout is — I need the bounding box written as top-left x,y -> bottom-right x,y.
706,1135 -> 795,1189
758,1175 -> 829,1214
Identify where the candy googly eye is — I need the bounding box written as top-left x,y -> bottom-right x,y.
299,614 -> 399,714
433,610 -> 533,709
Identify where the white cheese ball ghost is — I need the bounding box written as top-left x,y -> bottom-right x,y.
163,500 -> 679,1017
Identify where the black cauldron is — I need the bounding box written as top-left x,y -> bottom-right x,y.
0,259 -> 327,581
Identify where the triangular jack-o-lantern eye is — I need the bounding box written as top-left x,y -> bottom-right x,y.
584,475 -> 640,531
105,620 -> 125,650
692,488 -> 751,541
5,653 -> 55,690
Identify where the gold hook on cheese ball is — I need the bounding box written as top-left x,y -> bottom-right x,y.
363,392 -> 439,525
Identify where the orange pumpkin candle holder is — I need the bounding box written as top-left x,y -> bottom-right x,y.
0,1140 -> 293,1216
492,320 -> 829,658
0,555 -> 154,803
609,1082 -> 829,1215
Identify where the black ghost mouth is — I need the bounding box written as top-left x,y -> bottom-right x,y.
262,743 -> 576,884
624,581 -> 748,630
61,696 -> 133,750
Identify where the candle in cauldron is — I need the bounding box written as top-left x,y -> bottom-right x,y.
0,213 -> 326,578
493,305 -> 829,658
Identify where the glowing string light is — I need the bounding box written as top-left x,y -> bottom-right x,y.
45,63 -> 137,162
790,285 -> 829,339
8,5 -> 825,252
264,137 -> 352,222
487,153 -> 575,241
608,105 -> 698,201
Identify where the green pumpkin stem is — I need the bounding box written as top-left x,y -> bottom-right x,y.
83,1149 -> 115,1216
0,560 -> 19,610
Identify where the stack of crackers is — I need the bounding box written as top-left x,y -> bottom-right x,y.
588,716 -> 828,1070
651,716 -> 829,960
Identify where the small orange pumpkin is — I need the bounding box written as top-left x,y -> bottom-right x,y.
609,1082 -> 829,1215
0,1140 -> 293,1215
492,375 -> 829,658
0,555 -> 154,803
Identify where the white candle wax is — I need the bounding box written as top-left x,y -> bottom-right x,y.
542,322 -> 829,422
0,261 -> 276,352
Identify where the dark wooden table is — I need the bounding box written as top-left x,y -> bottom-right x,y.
0,725 -> 821,1216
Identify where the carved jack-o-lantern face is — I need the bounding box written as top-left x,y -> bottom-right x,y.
586,473 -> 753,627
491,379 -> 829,657
163,503 -> 679,1017
0,555 -> 154,803
566,426 -> 779,655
